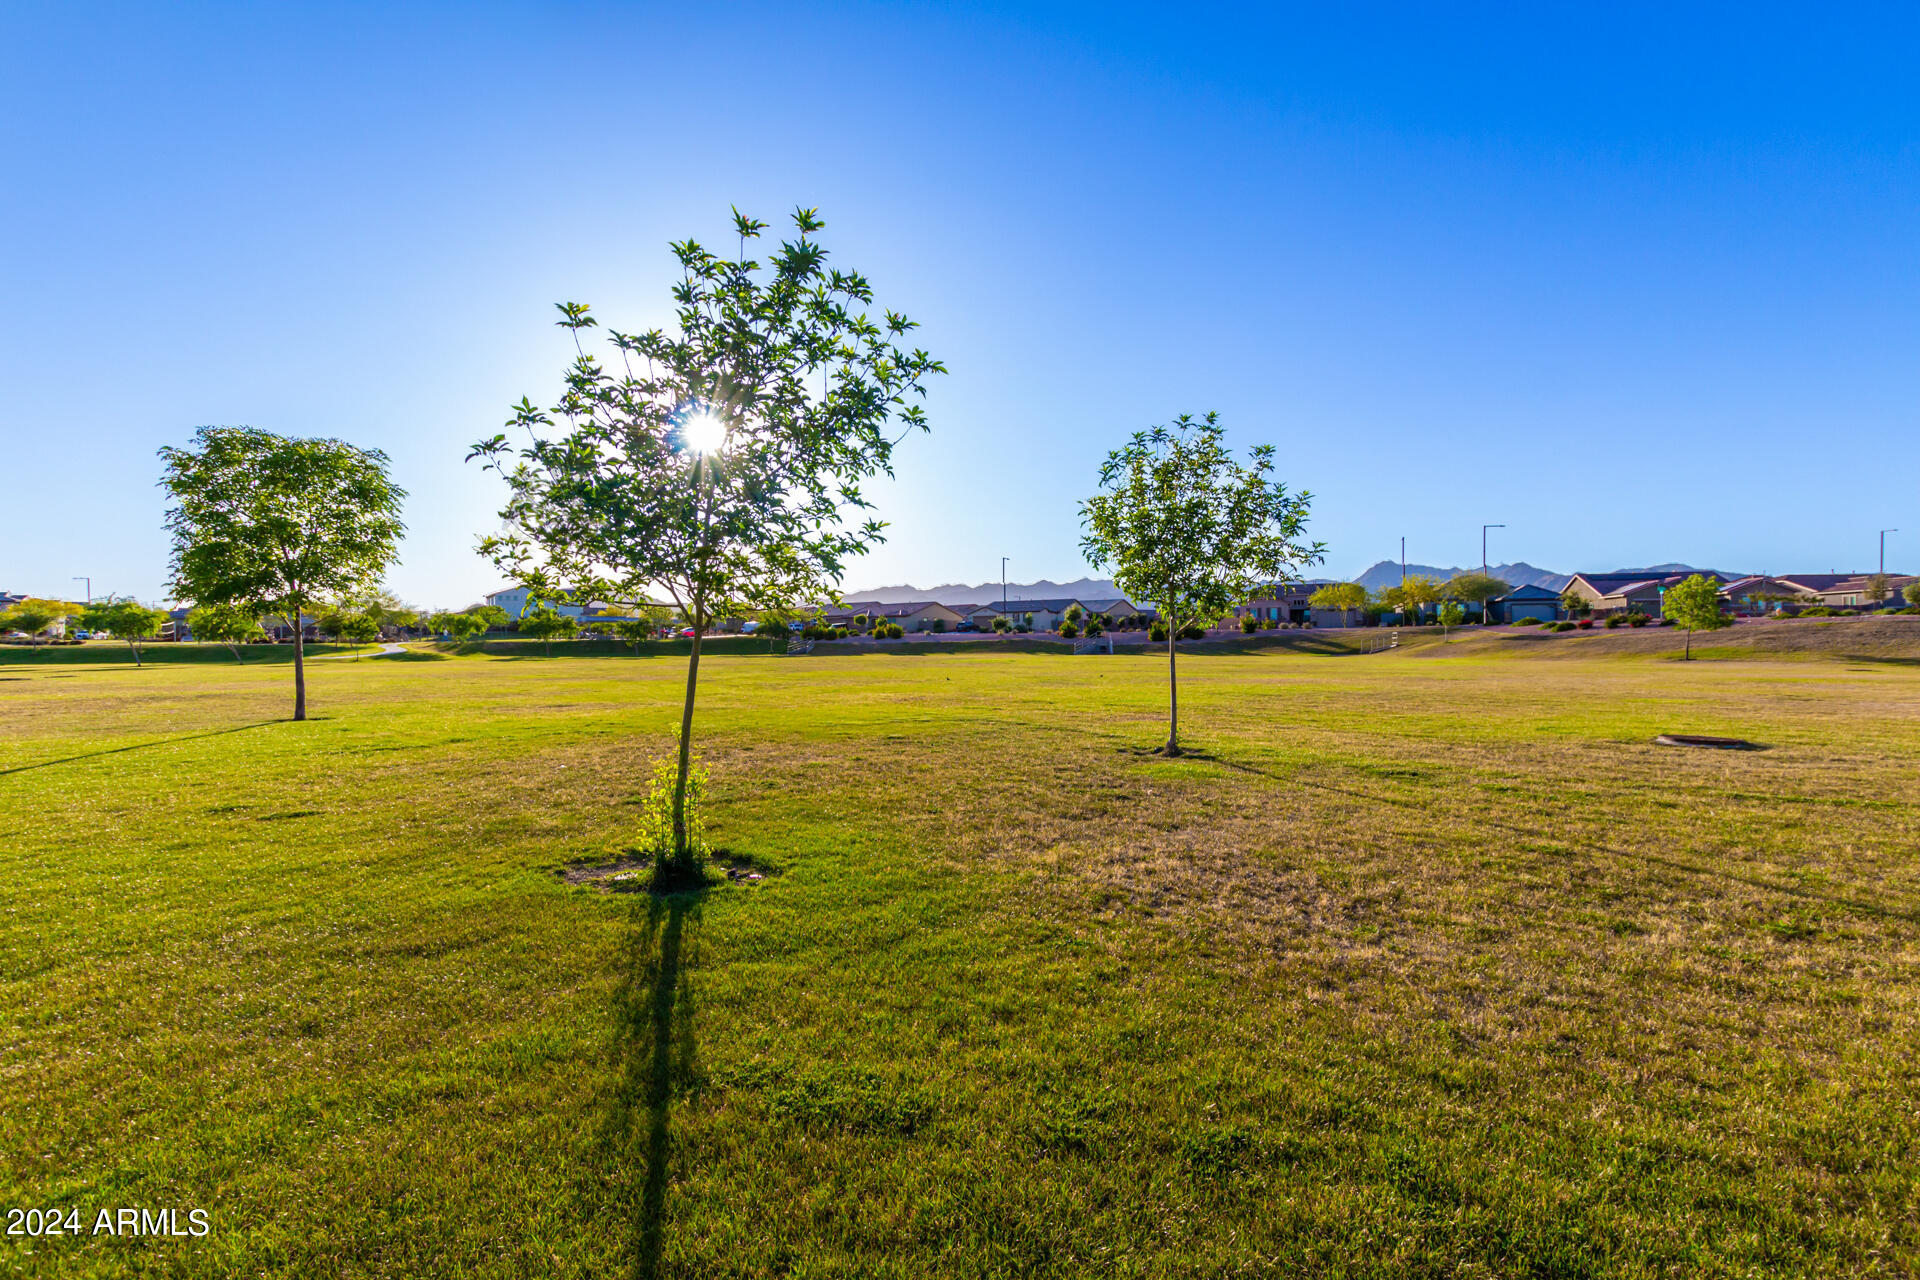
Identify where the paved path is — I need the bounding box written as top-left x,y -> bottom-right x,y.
313,643 -> 408,660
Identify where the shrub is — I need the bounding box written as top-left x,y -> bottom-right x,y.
1604,615 -> 1624,629
1180,624 -> 1205,640
1015,624 -> 1031,633
1626,613 -> 1651,628
1148,621 -> 1169,642
1548,620 -> 1575,632
831,626 -> 850,640
1798,606 -> 1839,617
1058,622 -> 1079,639
1514,616 -> 1544,627
991,616 -> 1011,633
635,755 -> 708,868
1240,614 -> 1260,633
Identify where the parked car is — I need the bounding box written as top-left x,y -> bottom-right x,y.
741,621 -> 760,633
72,630 -> 92,639
679,628 -> 696,638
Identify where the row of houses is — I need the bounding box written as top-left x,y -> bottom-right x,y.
819,596 -> 1148,633
1561,571 -> 1916,617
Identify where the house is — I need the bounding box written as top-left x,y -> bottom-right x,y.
1787,573 -> 1914,608
1080,597 -> 1143,625
971,598 -> 1087,631
1232,581 -> 1336,625
1560,572 -> 1725,617
1491,583 -> 1560,624
484,586 -> 586,620
823,601 -> 965,633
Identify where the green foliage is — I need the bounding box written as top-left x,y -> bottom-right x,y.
1663,574 -> 1731,659
991,616 -> 1011,633
634,755 -> 708,875
330,611 -> 382,647
1064,604 -> 1084,625
1240,614 -> 1260,633
1560,589 -> 1592,617
3,597 -> 77,648
1379,576 -> 1441,619
520,606 -> 579,656
1059,622 -> 1079,639
158,425 -> 405,720
1445,573 -> 1512,607
189,602 -> 264,660
78,597 -> 170,665
1905,582 -> 1920,607
1308,582 -> 1368,612
1864,573 -> 1891,604
1081,412 -> 1322,753
1604,614 -> 1624,629
440,611 -> 489,643
1437,601 -> 1465,632
1148,620 -> 1169,642
1084,614 -> 1105,638
1514,616 -> 1544,627
1797,606 -> 1839,617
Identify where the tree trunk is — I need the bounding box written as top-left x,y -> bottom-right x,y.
229,643 -> 245,664
292,625 -> 307,720
126,638 -> 142,667
1164,622 -> 1181,756
1684,628 -> 1693,660
670,625 -> 705,869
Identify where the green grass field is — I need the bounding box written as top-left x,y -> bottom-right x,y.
4,629 -> 1918,1277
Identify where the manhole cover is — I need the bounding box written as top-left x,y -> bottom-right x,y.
1654,734 -> 1758,750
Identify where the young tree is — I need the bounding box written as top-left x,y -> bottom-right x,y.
1379,575 -> 1442,623
330,611 -> 382,651
468,207 -> 942,873
440,611 -> 489,644
1864,573 -> 1891,607
78,598 -> 169,665
520,606 -> 578,657
991,615 -> 1011,633
1445,572 -> 1512,624
3,598 -> 77,652
1437,600 -> 1466,635
188,603 -> 263,661
1663,573 -> 1730,659
1308,581 -> 1368,620
1081,412 -> 1322,756
1906,581 -> 1920,608
1559,587 -> 1591,618
159,427 -> 405,720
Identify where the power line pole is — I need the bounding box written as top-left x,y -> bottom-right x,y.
1481,524 -> 1505,623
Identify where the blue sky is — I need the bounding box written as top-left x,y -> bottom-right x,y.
4,3 -> 1916,607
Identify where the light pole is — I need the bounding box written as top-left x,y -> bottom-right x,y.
1881,529 -> 1898,577
1001,557 -> 1008,614
73,577 -> 91,604
1481,524 -> 1505,623
1400,537 -> 1406,584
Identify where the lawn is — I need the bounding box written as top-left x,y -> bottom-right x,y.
3,634 -> 1917,1277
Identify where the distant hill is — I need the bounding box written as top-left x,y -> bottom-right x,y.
844,576 -> 1125,606
1352,561 -> 1571,592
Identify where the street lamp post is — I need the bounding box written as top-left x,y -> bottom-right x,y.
1001,557 -> 1008,614
1480,525 -> 1505,623
1881,530 -> 1898,578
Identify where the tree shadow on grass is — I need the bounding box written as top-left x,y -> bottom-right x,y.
0,720 -> 280,777
602,887 -> 704,1280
